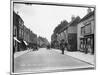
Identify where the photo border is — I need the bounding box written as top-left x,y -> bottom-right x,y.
10,0 -> 96,74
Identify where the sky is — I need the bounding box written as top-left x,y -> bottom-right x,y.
14,3 -> 92,42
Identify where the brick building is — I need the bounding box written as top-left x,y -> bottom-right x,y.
13,11 -> 25,52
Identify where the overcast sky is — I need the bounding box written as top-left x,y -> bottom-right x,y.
14,3 -> 92,42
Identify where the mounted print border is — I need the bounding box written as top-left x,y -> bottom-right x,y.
10,0 -> 96,74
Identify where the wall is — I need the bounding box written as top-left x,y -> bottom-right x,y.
77,22 -> 84,50
68,25 -> 77,33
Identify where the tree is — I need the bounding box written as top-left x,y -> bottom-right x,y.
54,20 -> 68,34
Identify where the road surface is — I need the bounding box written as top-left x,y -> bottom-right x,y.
14,48 -> 94,73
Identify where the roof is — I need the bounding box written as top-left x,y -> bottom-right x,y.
13,11 -> 24,24
68,16 -> 81,27
57,16 -> 80,34
79,11 -> 95,23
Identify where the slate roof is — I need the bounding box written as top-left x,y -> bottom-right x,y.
79,11 -> 95,23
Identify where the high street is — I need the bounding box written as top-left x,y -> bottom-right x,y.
14,48 -> 94,73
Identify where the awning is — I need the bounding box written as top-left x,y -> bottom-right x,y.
14,37 -> 21,43
23,41 -> 28,45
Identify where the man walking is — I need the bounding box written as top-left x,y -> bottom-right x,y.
60,39 -> 65,54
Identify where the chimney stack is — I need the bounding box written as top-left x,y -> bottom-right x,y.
71,15 -> 75,21
87,8 -> 92,14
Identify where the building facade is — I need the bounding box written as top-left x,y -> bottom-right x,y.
13,11 -> 38,52
67,16 -> 80,51
29,30 -> 37,44
77,10 -> 95,54
13,11 -> 25,52
13,11 -> 20,53
23,25 -> 30,43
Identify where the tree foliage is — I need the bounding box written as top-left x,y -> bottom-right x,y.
54,20 -> 68,34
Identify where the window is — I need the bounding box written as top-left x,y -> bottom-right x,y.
19,28 -> 21,37
81,26 -> 85,35
85,23 -> 91,34
81,23 -> 91,35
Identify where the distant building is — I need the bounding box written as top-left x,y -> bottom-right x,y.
37,36 -> 49,48
29,30 -> 37,44
23,25 -> 38,49
77,9 -> 95,54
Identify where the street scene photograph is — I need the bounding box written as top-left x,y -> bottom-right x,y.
12,1 -> 95,74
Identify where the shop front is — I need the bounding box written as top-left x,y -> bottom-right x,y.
80,34 -> 94,54
84,34 -> 94,54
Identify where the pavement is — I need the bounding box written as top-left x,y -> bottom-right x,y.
14,49 -> 33,58
14,48 -> 94,74
53,49 -> 95,65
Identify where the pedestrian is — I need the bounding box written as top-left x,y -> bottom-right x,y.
60,39 -> 65,54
